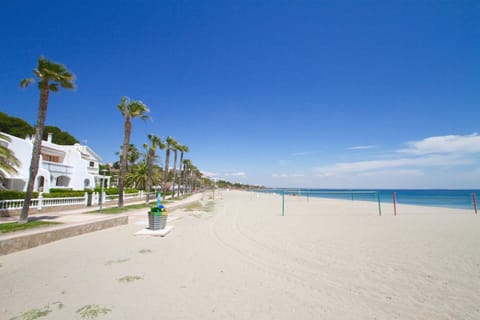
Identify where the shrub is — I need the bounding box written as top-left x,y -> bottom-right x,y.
49,188 -> 73,193
0,190 -> 39,200
93,187 -> 138,195
43,191 -> 85,198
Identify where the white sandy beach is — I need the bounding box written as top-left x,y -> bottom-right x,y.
1,190 -> 479,319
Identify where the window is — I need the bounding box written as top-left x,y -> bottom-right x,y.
89,161 -> 95,167
42,154 -> 59,163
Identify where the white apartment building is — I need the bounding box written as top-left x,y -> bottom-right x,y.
0,132 -> 107,192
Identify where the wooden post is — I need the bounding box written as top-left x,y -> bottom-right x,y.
473,193 -> 477,215
393,192 -> 397,216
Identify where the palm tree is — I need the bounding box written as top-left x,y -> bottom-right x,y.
182,159 -> 192,194
117,97 -> 150,208
162,136 -> 177,200
176,144 -> 189,196
115,144 -> 141,171
19,56 -> 75,223
0,133 -> 20,181
145,134 -> 165,203
170,141 -> 180,199
125,162 -> 148,190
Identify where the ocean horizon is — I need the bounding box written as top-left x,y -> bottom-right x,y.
260,188 -> 480,211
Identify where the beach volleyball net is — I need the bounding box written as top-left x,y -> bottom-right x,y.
252,189 -> 479,216
254,189 -> 382,216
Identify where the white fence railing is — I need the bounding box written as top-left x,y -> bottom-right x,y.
0,194 -> 87,211
0,191 -> 159,211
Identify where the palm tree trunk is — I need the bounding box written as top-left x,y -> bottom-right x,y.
163,148 -> 170,200
179,152 -> 184,196
171,149 -> 178,198
118,117 -> 131,208
19,83 -> 49,223
145,149 -> 153,204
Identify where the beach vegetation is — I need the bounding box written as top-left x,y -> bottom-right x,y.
104,258 -> 130,265
9,306 -> 51,320
117,97 -> 150,208
185,201 -> 214,213
76,304 -> 111,319
18,56 -> 75,224
8,302 -> 62,320
118,275 -> 143,283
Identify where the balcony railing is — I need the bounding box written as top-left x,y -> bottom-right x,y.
42,161 -> 73,175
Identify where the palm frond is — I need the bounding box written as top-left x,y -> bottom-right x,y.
20,78 -> 34,88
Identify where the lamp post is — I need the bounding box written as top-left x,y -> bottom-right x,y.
99,169 -> 107,213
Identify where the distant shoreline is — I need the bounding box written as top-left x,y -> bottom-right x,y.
257,188 -> 479,212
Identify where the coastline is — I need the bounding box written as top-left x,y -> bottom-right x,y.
1,190 -> 479,319
260,188 -> 479,213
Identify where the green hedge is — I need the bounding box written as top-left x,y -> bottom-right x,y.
0,188 -> 138,200
0,191 -> 39,200
93,187 -> 138,195
43,191 -> 86,198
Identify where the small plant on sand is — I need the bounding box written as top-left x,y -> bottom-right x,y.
185,201 -> 215,213
104,258 -> 130,266
139,249 -> 152,254
76,304 -> 111,319
10,305 -> 51,320
118,275 -> 143,283
184,201 -> 203,212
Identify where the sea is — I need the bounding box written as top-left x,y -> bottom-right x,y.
259,189 -> 480,211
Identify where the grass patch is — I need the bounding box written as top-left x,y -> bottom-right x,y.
76,304 -> 111,319
0,221 -> 61,234
87,199 -> 179,214
89,202 -> 154,214
118,275 -> 143,283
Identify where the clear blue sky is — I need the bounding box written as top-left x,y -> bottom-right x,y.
1,0 -> 479,188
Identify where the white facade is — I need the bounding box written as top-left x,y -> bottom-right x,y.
0,132 -> 105,192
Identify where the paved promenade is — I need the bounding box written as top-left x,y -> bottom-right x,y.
0,193 -> 203,255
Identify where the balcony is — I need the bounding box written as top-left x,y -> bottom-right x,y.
42,161 -> 73,175
88,167 -> 99,175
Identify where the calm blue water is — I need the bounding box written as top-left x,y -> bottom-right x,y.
259,189 -> 480,210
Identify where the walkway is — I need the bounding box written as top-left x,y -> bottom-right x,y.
0,192 -> 204,255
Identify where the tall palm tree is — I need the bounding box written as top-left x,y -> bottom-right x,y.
0,133 -> 20,181
145,134 -> 165,203
117,97 -> 150,208
170,141 -> 180,199
19,56 -> 75,223
182,159 -> 192,194
162,136 -> 177,200
176,144 -> 189,196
